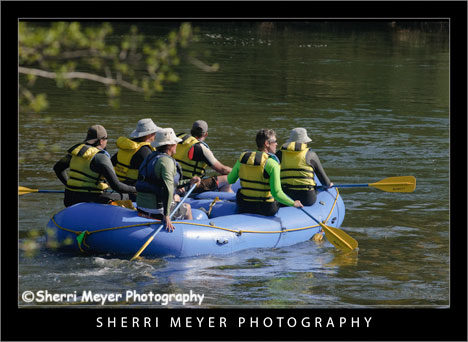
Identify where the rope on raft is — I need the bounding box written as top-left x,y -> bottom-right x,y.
50,189 -> 340,252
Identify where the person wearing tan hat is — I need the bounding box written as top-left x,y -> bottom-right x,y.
136,128 -> 201,231
174,120 -> 232,194
53,125 -> 137,207
227,129 -> 303,216
111,119 -> 160,197
275,127 -> 333,206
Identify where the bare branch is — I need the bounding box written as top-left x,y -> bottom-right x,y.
61,49 -> 102,59
186,56 -> 219,72
19,66 -> 144,92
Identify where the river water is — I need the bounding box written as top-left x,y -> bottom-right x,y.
18,22 -> 449,309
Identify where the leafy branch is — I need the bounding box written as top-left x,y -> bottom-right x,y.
19,22 -> 218,113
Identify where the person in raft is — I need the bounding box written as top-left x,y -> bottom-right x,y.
111,118 -> 160,200
276,127 -> 333,206
227,129 -> 303,216
174,120 -> 232,194
135,128 -> 201,231
53,125 -> 137,207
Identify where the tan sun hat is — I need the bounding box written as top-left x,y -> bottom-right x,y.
286,127 -> 312,144
129,118 -> 160,138
151,128 -> 182,148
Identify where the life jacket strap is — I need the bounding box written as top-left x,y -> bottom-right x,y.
238,191 -> 274,202
240,151 -> 263,166
282,184 -> 316,190
281,168 -> 314,174
69,168 -> 100,182
239,177 -> 269,186
280,176 -> 315,180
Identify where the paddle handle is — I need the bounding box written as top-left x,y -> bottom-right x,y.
19,187 -> 116,195
130,183 -> 197,260
168,183 -> 197,220
19,187 -> 65,195
316,184 -> 368,191
299,207 -> 322,225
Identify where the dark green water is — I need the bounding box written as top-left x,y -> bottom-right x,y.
18,22 -> 449,307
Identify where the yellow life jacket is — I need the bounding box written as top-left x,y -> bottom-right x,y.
279,142 -> 316,191
238,151 -> 274,202
114,137 -> 154,183
173,133 -> 208,178
65,144 -> 110,193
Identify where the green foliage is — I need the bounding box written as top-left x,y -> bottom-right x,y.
19,22 -> 200,112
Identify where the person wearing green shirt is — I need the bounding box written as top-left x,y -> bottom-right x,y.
227,129 -> 303,216
136,128 -> 201,231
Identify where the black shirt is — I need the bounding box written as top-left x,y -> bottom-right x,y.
110,144 -> 153,170
54,148 -> 136,194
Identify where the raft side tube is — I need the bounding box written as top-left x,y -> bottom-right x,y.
44,179 -> 344,257
177,212 -> 284,257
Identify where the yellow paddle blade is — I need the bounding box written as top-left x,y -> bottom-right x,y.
19,186 -> 38,195
110,200 -> 136,210
370,176 -> 416,193
319,223 -> 358,252
299,207 -> 358,252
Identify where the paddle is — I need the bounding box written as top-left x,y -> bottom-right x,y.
299,207 -> 358,252
19,186 -> 64,195
130,183 -> 198,261
19,186 -> 117,196
316,176 -> 416,193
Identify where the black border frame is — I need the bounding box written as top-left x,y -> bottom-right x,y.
4,1 -> 467,341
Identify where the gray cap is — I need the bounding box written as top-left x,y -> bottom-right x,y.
129,118 -> 160,138
191,120 -> 208,135
84,125 -> 107,144
286,127 -> 312,144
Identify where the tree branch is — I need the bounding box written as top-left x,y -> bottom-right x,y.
186,56 -> 219,72
19,66 -> 144,92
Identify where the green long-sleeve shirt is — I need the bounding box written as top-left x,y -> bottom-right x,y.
136,155 -> 190,215
227,157 -> 295,206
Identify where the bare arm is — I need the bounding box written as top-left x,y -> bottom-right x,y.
210,161 -> 232,175
194,144 -> 232,175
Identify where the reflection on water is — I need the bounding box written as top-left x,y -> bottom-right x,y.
324,250 -> 359,268
19,22 -> 449,307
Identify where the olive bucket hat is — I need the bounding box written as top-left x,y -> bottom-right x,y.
286,127 -> 312,144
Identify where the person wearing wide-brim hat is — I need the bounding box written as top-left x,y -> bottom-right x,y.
275,127 -> 333,206
136,128 -> 201,231
53,124 -> 137,207
111,119 -> 161,194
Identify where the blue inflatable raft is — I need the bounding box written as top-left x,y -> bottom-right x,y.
45,183 -> 345,258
